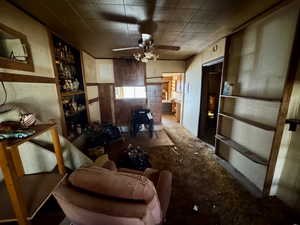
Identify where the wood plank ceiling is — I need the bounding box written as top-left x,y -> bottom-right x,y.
6,0 -> 272,59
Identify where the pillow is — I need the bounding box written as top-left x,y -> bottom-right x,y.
69,166 -> 156,202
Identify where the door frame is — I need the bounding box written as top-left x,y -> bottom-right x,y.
197,57 -> 224,145
161,72 -> 186,125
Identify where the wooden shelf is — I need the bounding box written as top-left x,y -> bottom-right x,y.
286,119 -> 300,123
220,95 -> 281,102
285,119 -> 300,131
208,72 -> 221,75
215,134 -> 268,166
0,173 -> 65,223
0,124 -> 55,150
51,33 -> 90,137
61,90 -> 85,97
65,109 -> 86,119
219,112 -> 276,131
55,59 -> 75,66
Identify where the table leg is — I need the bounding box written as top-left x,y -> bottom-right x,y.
50,127 -> 65,175
0,143 -> 29,225
11,146 -> 24,176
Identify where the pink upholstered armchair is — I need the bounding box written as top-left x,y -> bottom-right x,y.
53,161 -> 172,225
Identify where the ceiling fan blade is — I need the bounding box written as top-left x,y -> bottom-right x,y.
101,12 -> 138,24
155,45 -> 180,51
146,0 -> 157,21
112,47 -> 140,52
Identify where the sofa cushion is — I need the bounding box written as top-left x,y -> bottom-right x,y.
69,166 -> 156,202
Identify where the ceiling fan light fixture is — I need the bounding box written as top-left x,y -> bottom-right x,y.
133,50 -> 158,63
141,57 -> 149,63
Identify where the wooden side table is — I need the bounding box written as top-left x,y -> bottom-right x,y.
0,122 -> 66,225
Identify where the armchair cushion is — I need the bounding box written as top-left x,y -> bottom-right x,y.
53,162 -> 172,225
54,179 -> 148,218
69,166 -> 157,203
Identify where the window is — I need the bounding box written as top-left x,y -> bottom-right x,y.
115,86 -> 146,99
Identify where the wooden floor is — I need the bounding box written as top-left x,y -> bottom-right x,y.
0,173 -> 64,223
1,196 -> 65,225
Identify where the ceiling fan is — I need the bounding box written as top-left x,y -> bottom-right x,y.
112,33 -> 179,62
100,0 -> 180,62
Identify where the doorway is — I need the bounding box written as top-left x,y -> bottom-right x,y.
198,59 -> 223,145
161,73 -> 184,127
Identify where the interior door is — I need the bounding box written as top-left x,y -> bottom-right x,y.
198,61 -> 223,145
198,67 -> 209,142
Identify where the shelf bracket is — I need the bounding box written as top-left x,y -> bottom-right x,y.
285,119 -> 300,131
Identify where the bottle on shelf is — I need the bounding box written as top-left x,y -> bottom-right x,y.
55,41 -> 76,64
76,124 -> 82,135
54,42 -> 81,93
63,96 -> 86,118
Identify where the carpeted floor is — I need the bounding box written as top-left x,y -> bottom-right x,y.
122,130 -> 174,147
145,126 -> 299,225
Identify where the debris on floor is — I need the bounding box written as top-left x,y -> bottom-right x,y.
193,205 -> 199,212
169,146 -> 184,165
170,146 -> 180,155
146,126 -> 300,225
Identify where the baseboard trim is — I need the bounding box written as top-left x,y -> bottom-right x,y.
214,154 -> 263,198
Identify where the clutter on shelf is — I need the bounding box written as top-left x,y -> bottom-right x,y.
51,33 -> 89,140
0,112 -> 37,140
0,120 -> 36,140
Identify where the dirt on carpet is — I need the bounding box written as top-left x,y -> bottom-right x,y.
122,130 -> 174,148
145,126 -> 299,225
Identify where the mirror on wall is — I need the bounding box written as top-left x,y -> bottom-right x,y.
0,22 -> 34,71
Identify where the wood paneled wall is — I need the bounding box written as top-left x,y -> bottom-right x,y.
113,59 -> 147,126
99,84 -> 114,123
113,59 -> 145,86
147,84 -> 162,124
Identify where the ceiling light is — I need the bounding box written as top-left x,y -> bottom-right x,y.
133,50 -> 159,63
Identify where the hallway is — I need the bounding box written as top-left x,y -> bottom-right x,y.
162,114 -> 180,128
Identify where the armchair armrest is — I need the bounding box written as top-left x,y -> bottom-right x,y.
118,168 -> 145,175
102,160 -> 117,171
156,170 -> 172,221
